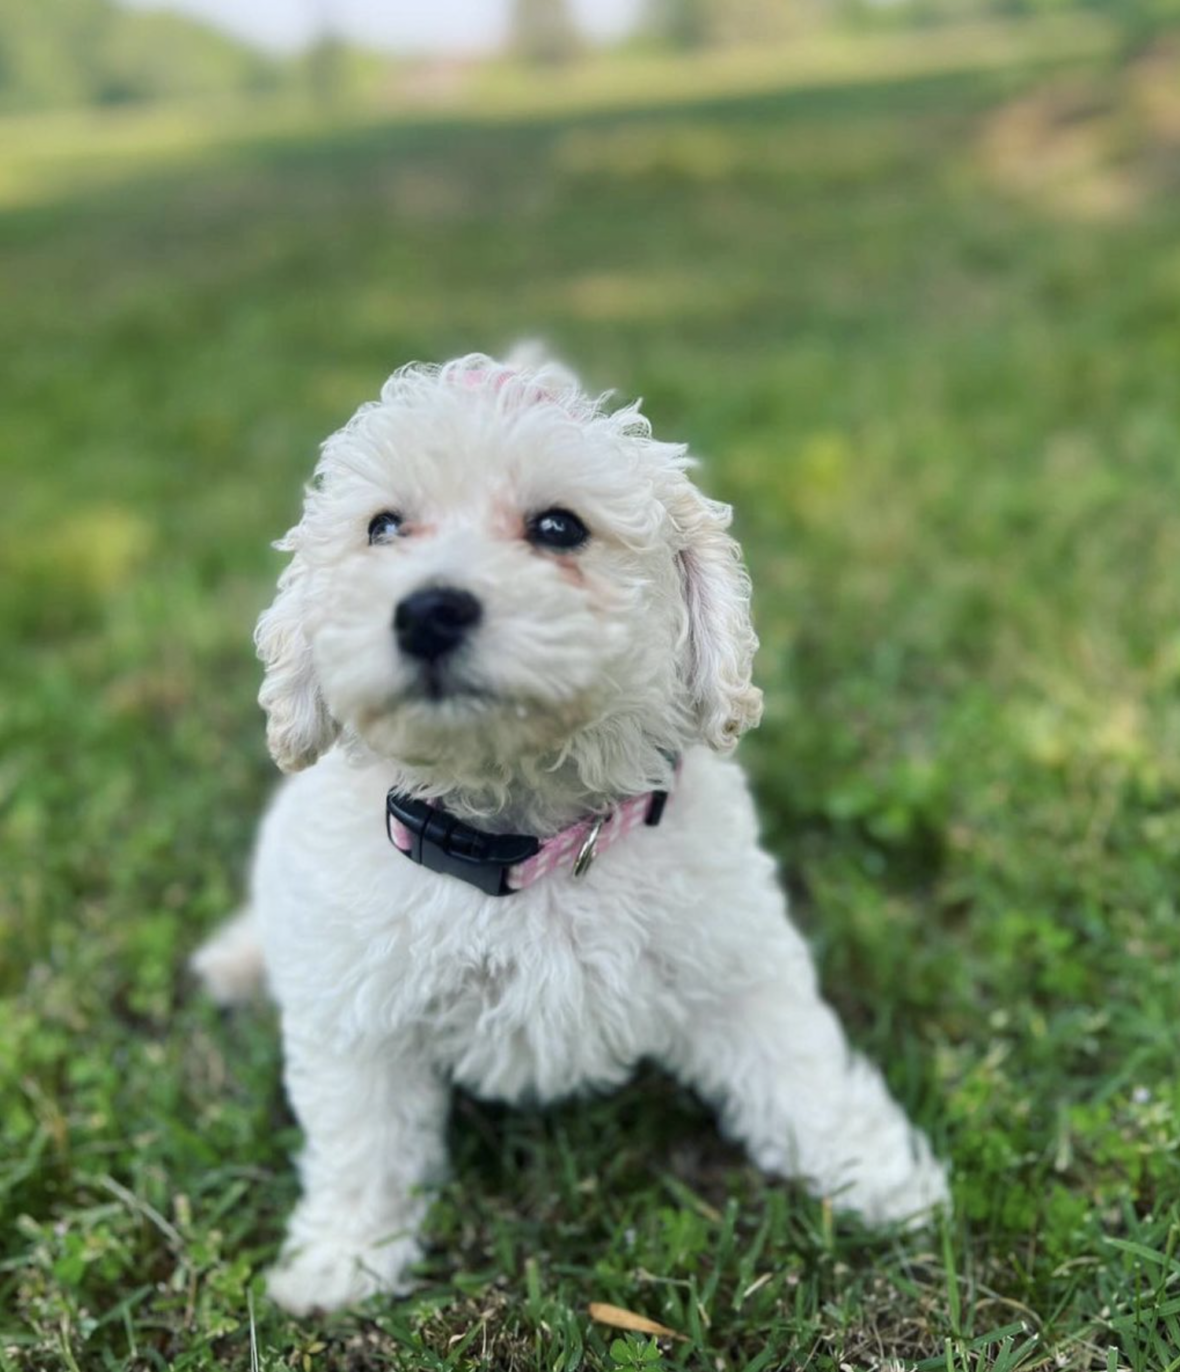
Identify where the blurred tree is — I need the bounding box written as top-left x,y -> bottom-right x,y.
644,0 -> 831,49
0,0 -> 276,112
303,0 -> 347,107
645,0 -> 710,49
92,8 -> 272,105
305,34 -> 349,107
510,0 -> 582,64
0,0 -> 106,108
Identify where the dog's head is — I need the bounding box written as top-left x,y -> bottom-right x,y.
257,354 -> 761,798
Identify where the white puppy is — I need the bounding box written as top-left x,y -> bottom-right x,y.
193,352 -> 949,1315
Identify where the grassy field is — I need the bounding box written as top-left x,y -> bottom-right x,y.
3,26 -> 1180,1372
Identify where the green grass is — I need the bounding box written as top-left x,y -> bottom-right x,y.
4,26 -> 1180,1372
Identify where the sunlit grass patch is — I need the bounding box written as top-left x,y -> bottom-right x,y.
979,37 -> 1180,220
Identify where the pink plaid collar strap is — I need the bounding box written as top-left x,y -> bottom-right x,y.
385,782 -> 673,898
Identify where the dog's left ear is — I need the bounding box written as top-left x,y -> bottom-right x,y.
668,476 -> 763,751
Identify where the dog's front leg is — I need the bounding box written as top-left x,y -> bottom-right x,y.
266,1027 -> 449,1315
665,962 -> 949,1226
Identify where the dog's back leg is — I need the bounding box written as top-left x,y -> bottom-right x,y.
660,916 -> 949,1228
191,906 -> 266,1005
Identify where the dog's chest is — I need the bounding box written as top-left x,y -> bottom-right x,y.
407,888 -> 677,1104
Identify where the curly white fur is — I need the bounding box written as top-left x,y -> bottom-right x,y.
193,351 -> 949,1315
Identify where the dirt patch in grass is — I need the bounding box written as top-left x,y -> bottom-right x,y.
979,39 -> 1180,220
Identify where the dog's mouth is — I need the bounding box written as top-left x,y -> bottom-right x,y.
356,675 -> 499,747
353,665 -> 596,769
396,671 -> 575,734
407,663 -> 496,708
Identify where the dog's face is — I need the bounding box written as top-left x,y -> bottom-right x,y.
257,357 -> 761,796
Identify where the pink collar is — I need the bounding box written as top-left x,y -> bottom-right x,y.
386,782 -> 672,897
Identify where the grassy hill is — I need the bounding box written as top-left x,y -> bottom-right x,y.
2,24 -> 1180,1372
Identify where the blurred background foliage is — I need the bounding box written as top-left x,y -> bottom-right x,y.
4,0 -> 1180,114
0,0 -> 274,110
3,1 -> 1180,1370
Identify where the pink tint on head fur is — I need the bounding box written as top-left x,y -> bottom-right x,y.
456,369 -> 505,392
456,367 -> 573,414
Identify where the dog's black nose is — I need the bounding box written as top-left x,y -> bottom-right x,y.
394,587 -> 483,661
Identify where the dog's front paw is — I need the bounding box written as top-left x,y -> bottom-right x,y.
832,1130 -> 951,1229
266,1234 -> 420,1315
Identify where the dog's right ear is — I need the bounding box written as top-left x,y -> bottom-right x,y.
255,534 -> 337,772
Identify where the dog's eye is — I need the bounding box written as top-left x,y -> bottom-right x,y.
527,508 -> 589,551
367,512 -> 404,545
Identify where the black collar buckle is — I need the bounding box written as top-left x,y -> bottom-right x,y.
386,792 -> 541,898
